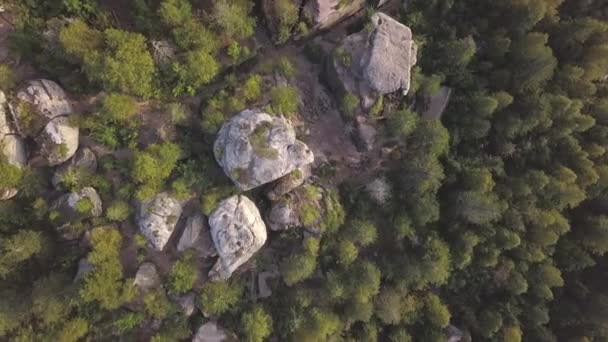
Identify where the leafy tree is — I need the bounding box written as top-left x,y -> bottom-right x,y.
58,318 -> 88,342
0,230 -> 43,278
424,294 -> 450,328
241,306 -> 273,342
131,143 -> 181,200
389,109 -> 419,140
100,93 -> 137,122
158,0 -> 192,27
211,0 -> 256,40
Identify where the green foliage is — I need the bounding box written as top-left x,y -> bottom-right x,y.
58,318 -> 88,342
345,220 -> 378,247
241,306 -> 273,342
113,312 -> 145,334
243,74 -> 262,102
273,0 -> 299,43
424,294 -> 450,328
211,0 -> 256,40
200,280 -> 243,316
75,198 -> 93,214
250,122 -> 279,159
131,143 -> 182,200
334,47 -> 352,67
100,93 -> 137,122
270,86 -> 299,117
168,251 -> 199,294
143,288 -> 173,319
0,230 -> 43,278
166,102 -> 190,124
276,57 -> 296,79
0,64 -> 16,89
158,0 -> 192,27
106,201 -> 130,222
0,159 -> 24,191
341,92 -> 360,118
337,240 -> 358,265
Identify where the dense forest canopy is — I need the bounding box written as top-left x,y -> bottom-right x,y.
0,0 -> 608,341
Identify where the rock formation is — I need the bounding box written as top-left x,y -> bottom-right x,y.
192,321 -> 237,342
52,147 -> 98,188
137,193 -> 182,251
177,212 -> 217,258
267,185 -> 344,235
73,258 -> 93,282
214,109 -> 314,191
265,165 -> 311,201
133,262 -> 161,291
0,90 -> 26,200
328,13 -> 417,109
304,0 -> 366,32
50,186 -> 103,226
14,79 -> 79,165
208,195 -> 267,280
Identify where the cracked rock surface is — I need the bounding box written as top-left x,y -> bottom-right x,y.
0,90 -> 26,200
137,192 -> 182,251
208,195 -> 267,281
214,109 -> 314,191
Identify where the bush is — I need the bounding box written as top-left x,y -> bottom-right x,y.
345,220 -> 378,247
388,109 -> 418,140
337,240 -> 358,265
242,74 -> 262,102
101,93 -> 137,122
341,92 -> 360,118
158,0 -> 192,27
0,64 -> 16,89
241,306 -> 273,342
172,20 -> 219,52
424,294 -> 450,328
168,251 -> 198,293
211,0 -> 256,40
131,143 -> 182,200
106,201 -> 130,221
270,86 -> 299,116
173,49 -> 220,96
200,280 -> 243,316
281,252 -> 317,285
143,288 -> 173,319
0,159 -> 24,191
276,57 -> 295,79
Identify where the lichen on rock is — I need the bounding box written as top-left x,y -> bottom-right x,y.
137,192 -> 183,251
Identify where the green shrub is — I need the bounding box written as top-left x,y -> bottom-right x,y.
388,109 -> 418,140
113,312 -> 145,334
201,111 -> 225,135
131,143 -> 182,200
106,201 -> 130,222
166,102 -> 189,124
101,94 -> 137,122
200,280 -> 243,316
168,251 -> 198,294
158,0 -> 192,27
143,288 -> 173,319
276,57 -> 295,79
172,20 -> 219,52
241,306 -> 273,342
250,122 -> 279,159
337,240 -> 358,265
341,92 -> 360,118
0,159 -> 24,191
75,198 -> 93,214
334,47 -> 352,67
211,0 -> 256,40
242,75 -> 262,102
270,86 -> 299,116
0,64 -> 16,89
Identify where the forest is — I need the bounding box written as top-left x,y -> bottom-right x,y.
1,0 -> 608,341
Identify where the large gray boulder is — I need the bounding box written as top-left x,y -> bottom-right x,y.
52,147 -> 98,188
0,91 -> 26,200
138,193 -> 182,251
14,79 -> 79,165
328,13 -> 417,110
214,109 -> 314,191
50,186 -> 103,226
192,321 -> 237,342
177,212 -> 217,258
133,262 -> 161,291
208,195 -> 267,281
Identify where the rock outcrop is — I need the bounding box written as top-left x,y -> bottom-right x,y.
133,262 -> 161,291
177,212 -> 217,257
267,185 -> 344,235
192,321 -> 237,342
208,195 -> 267,280
137,193 -> 182,251
304,0 -> 366,32
50,186 -> 103,226
0,90 -> 26,200
328,13 -> 417,109
214,109 -> 314,191
265,165 -> 311,201
14,79 -> 79,165
258,267 -> 280,299
52,147 -> 97,188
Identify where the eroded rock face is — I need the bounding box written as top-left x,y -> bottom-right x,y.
266,165 -> 311,201
177,212 -> 217,257
50,186 -> 103,226
14,79 -> 79,165
328,13 -> 417,109
214,109 -> 314,191
0,91 -> 26,200
192,321 -> 237,342
208,195 -> 267,280
138,193 -> 182,251
52,147 -> 98,188
133,262 -> 161,291
267,185 -> 344,235
304,0 -> 366,32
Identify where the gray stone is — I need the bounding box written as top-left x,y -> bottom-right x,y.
151,40 -> 176,65
175,292 -> 197,317
177,212 -> 217,257
266,165 -> 311,201
422,86 -> 452,120
73,258 -> 93,282
445,325 -> 464,342
52,147 -> 98,188
304,0 -> 366,32
214,109 -> 314,191
50,186 -> 103,226
192,321 -> 237,342
138,193 -> 182,251
354,115 -> 376,151
0,91 -> 26,200
133,262 -> 161,291
208,195 -> 267,281
258,268 -> 280,298
15,79 -> 79,165
329,13 -> 417,111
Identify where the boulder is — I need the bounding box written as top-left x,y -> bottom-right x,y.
445,325 -> 464,342
174,292 -> 197,317
267,185 -> 344,235
304,0 -> 366,32
177,212 -> 217,257
265,165 -> 311,201
14,79 -> 79,165
151,40 -> 176,65
192,321 -> 237,342
52,146 -> 97,187
214,109 -> 314,191
133,262 -> 161,291
73,258 -> 93,282
208,195 -> 267,281
0,91 -> 26,200
50,186 -> 103,226
422,86 -> 452,120
328,13 -> 417,110
354,115 -> 377,151
137,193 -> 182,251
257,267 -> 280,299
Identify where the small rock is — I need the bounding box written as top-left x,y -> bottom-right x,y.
258,268 -> 280,298
354,115 -> 376,151
192,321 -> 237,342
177,212 -> 217,257
445,325 -> 464,342
133,262 -> 161,291
73,258 -> 93,282
50,187 -> 103,226
151,40 -> 176,65
266,165 -> 311,201
214,109 -> 314,191
52,147 -> 98,188
137,193 -> 182,251
175,292 -> 197,317
208,195 -> 267,281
